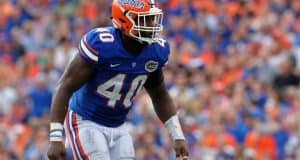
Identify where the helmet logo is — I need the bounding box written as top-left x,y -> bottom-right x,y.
119,0 -> 145,9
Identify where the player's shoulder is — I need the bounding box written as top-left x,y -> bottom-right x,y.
83,26 -> 118,47
81,27 -> 122,58
78,27 -> 121,63
150,38 -> 170,64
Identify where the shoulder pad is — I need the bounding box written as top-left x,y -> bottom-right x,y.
78,27 -> 117,63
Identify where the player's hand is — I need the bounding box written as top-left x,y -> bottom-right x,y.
174,139 -> 189,160
47,141 -> 66,160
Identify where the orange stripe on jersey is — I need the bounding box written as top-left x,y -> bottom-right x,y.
83,36 -> 99,56
78,45 -> 89,58
72,113 -> 90,160
78,45 -> 98,64
65,111 -> 80,160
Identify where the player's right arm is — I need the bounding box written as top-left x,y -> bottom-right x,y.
48,28 -> 101,159
50,54 -> 95,122
47,54 -> 95,160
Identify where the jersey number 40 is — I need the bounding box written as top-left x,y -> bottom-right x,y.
97,74 -> 147,108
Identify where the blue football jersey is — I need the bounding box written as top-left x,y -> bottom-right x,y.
69,27 -> 170,127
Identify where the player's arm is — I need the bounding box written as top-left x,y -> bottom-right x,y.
144,69 -> 189,159
49,54 -> 95,137
144,69 -> 176,122
48,29 -> 99,159
47,54 -> 95,160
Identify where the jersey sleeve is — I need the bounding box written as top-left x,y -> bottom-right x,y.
78,29 -> 100,64
158,40 -> 170,68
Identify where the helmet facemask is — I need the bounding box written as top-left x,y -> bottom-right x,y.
126,8 -> 163,44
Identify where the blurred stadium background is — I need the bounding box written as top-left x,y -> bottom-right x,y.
0,0 -> 300,159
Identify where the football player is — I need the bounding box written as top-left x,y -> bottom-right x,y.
47,0 -> 189,159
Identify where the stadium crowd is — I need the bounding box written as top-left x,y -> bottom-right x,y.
0,0 -> 300,159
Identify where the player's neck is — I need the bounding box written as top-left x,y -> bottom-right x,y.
120,33 -> 147,56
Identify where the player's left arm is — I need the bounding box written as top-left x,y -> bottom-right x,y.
144,69 -> 189,160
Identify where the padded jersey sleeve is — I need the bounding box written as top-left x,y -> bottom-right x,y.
78,29 -> 100,64
157,39 -> 170,68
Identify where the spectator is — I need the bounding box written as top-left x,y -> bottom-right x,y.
273,56 -> 300,95
28,74 -> 52,118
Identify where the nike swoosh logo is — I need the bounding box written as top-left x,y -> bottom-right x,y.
110,64 -> 120,67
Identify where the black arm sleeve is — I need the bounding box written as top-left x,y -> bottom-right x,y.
144,69 -> 164,90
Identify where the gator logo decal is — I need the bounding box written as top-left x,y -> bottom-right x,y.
145,60 -> 159,72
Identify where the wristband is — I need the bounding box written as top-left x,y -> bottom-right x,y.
50,122 -> 64,131
49,130 -> 63,142
164,115 -> 185,141
49,122 -> 64,142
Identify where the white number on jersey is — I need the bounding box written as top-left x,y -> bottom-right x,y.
96,28 -> 114,43
97,74 -> 124,107
123,75 -> 147,108
97,74 -> 148,108
157,38 -> 166,47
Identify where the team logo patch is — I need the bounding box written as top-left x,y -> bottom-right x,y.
118,0 -> 145,9
145,60 -> 159,72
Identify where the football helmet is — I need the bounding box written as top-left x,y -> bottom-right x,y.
112,0 -> 163,44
